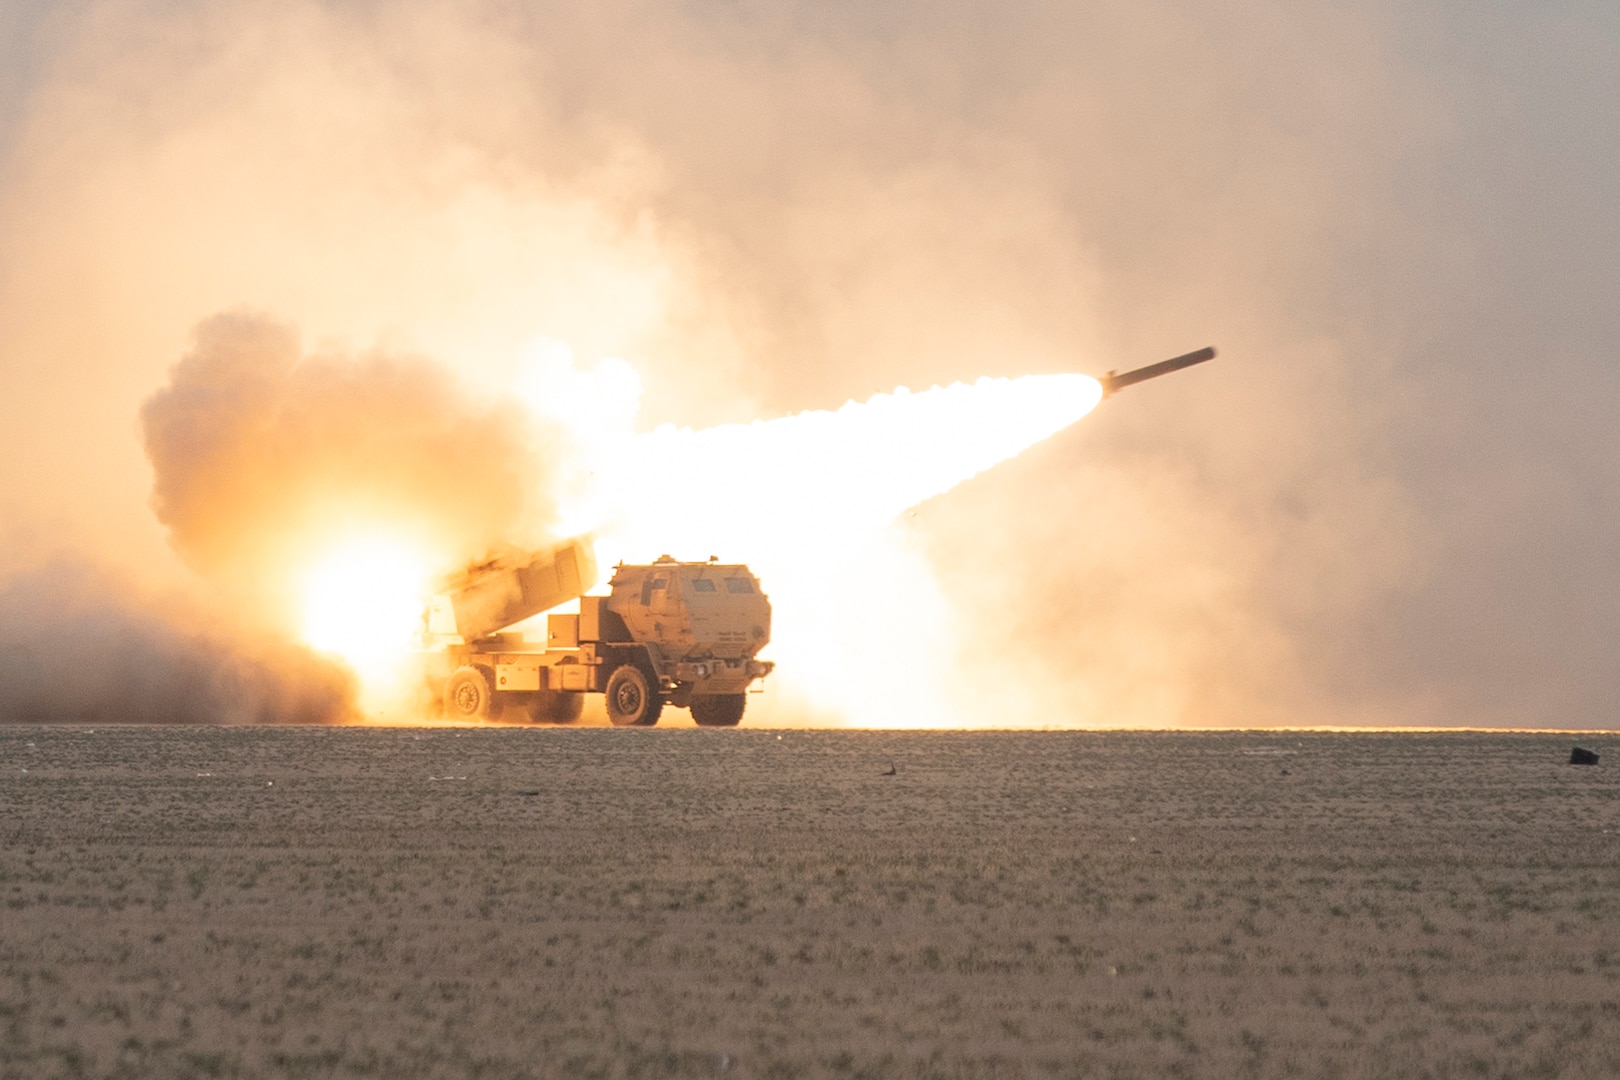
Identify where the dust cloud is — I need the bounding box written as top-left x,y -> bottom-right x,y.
0,1 -> 1615,726
0,556 -> 352,724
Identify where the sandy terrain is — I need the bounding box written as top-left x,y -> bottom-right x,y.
1,727 -> 1617,1078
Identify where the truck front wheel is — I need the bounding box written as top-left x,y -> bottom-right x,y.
445,666 -> 497,722
691,694 -> 746,727
605,664 -> 662,727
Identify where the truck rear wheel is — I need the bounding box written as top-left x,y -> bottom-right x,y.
528,690 -> 584,724
690,694 -> 746,727
605,664 -> 662,727
445,666 -> 497,722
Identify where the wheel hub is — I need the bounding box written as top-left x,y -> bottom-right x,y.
614,682 -> 642,716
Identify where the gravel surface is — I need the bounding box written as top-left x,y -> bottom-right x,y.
1,727 -> 1617,1078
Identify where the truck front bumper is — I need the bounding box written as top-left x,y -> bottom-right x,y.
674,658 -> 773,681
670,657 -> 774,694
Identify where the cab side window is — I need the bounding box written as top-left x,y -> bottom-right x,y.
725,578 -> 754,594
691,579 -> 717,593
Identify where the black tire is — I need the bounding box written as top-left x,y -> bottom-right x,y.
605,664 -> 662,727
690,694 -> 746,728
444,666 -> 498,722
527,690 -> 585,724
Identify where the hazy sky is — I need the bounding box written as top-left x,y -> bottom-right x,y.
1,0 -> 1617,726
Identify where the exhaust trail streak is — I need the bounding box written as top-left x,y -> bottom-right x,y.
592,372 -> 1104,561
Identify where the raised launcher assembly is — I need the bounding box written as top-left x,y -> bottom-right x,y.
1099,346 -> 1216,398
421,541 -> 774,728
425,538 -> 599,644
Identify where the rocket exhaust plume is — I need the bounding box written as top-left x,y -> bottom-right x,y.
587,373 -> 1107,556
576,346 -> 1214,563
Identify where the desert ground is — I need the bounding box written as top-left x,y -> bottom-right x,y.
1,726 -> 1617,1079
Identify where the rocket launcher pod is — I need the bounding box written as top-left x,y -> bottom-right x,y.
428,537 -> 598,642
1099,346 -> 1216,398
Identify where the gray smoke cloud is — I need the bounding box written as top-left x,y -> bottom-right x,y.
0,0 -> 1614,727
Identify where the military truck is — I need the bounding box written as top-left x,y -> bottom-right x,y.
419,538 -> 773,726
